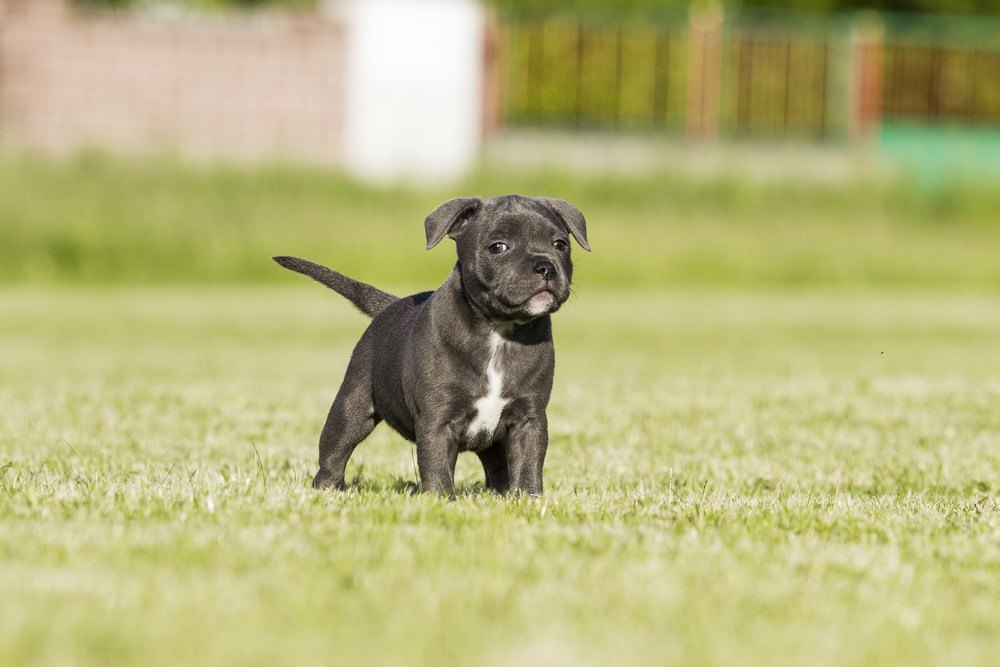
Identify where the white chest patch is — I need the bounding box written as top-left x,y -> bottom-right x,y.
466,332 -> 509,437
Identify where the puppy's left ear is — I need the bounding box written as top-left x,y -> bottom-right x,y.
540,198 -> 590,251
424,197 -> 482,249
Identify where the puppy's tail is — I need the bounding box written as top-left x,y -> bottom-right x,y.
273,256 -> 398,318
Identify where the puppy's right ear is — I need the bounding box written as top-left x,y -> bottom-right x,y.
424,197 -> 482,249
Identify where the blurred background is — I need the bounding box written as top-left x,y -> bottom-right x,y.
0,0 -> 997,290
2,5 -> 999,663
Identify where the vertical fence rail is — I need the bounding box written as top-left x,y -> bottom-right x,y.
848,16 -> 884,142
686,6 -> 721,141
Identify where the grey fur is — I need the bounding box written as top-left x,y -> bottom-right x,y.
273,255 -> 397,317
275,194 -> 589,496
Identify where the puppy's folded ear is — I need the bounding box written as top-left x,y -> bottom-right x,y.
424,197 -> 482,249
539,198 -> 590,251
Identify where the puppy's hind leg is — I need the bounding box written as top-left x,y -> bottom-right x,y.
312,388 -> 378,490
313,350 -> 378,490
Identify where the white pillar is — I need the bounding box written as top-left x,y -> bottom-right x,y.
336,0 -> 486,183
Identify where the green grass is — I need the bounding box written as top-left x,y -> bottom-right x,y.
2,154 -> 998,663
3,152 -> 1000,288
1,286 -> 998,666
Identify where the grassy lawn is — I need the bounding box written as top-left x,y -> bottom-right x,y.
1,153 -> 998,664
3,153 -> 1000,288
1,286 -> 998,666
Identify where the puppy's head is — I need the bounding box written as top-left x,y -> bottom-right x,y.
425,195 -> 589,323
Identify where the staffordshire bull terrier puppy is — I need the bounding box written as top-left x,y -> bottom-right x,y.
274,194 -> 588,495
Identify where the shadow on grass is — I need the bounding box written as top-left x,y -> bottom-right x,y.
339,475 -> 494,498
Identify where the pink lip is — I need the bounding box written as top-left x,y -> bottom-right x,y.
528,290 -> 555,303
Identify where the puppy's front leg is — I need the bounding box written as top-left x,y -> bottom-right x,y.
506,414 -> 548,496
415,420 -> 459,496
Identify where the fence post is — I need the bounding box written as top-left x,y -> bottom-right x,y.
686,3 -> 722,143
481,9 -> 504,139
848,12 -> 884,144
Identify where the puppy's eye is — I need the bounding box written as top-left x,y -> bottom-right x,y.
553,239 -> 569,252
488,242 -> 508,254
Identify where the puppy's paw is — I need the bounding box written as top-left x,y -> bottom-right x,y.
312,469 -> 345,490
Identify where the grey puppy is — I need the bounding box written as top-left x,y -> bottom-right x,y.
274,194 -> 588,495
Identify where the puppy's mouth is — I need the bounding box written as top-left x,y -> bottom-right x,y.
520,289 -> 558,316
480,280 -> 570,323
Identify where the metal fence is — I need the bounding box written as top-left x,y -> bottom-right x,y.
881,17 -> 1000,126
504,12 -> 689,132
721,15 -> 845,139
501,8 -> 1000,142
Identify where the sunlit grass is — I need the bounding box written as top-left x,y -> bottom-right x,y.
1,287 -> 997,666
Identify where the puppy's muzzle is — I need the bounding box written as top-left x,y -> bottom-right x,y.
533,260 -> 557,281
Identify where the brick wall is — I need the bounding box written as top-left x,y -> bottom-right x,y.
0,0 -> 345,164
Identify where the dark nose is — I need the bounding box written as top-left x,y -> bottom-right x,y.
534,260 -> 556,281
